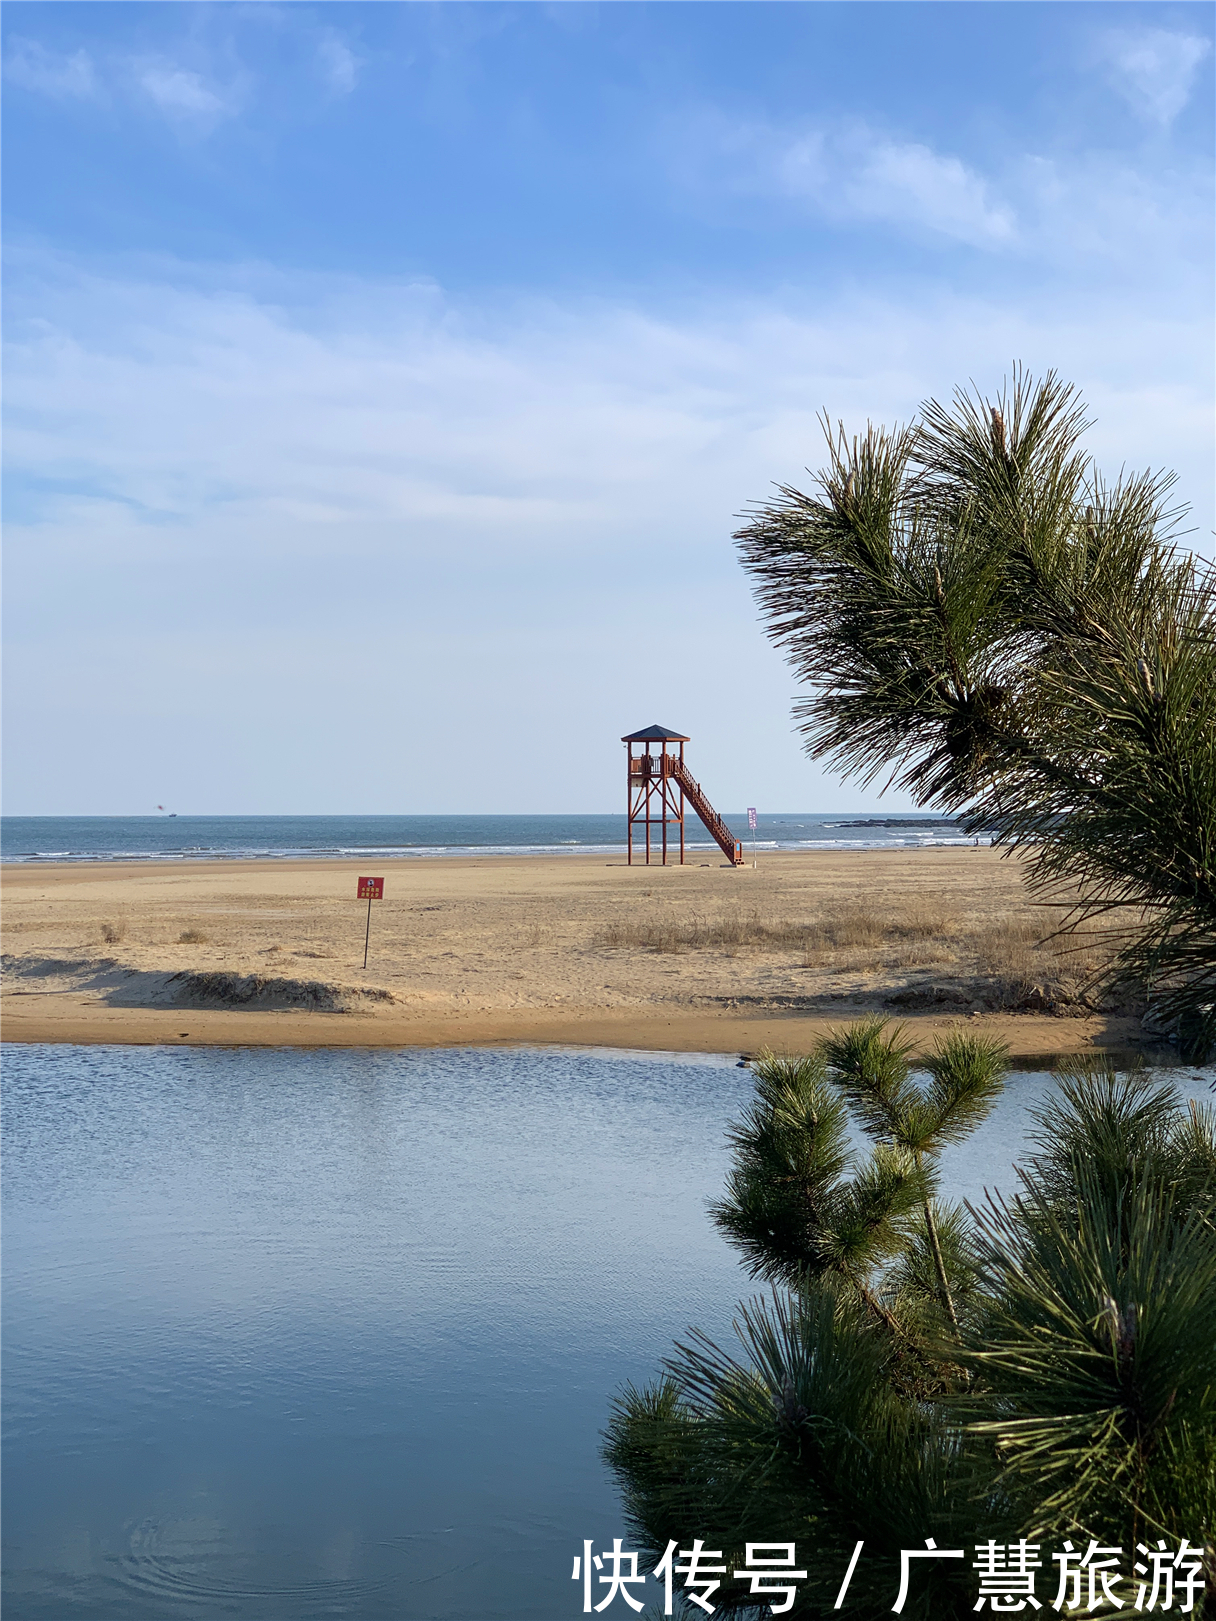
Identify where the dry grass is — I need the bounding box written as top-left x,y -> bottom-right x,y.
100,922 -> 126,944
971,919 -> 1044,980
978,918 -> 1110,977
178,928 -> 210,944
901,941 -> 959,967
597,905 -> 962,959
967,917 -> 1118,1007
598,911 -> 809,955
799,906 -> 963,966
801,909 -> 885,953
595,902 -> 1121,1004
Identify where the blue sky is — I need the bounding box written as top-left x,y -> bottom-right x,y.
3,2 -> 1213,815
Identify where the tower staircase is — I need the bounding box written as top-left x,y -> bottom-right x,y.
670,758 -> 743,864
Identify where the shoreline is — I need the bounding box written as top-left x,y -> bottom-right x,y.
2,849 -> 1149,1059
0,849 -> 992,875
0,997 -> 1144,1062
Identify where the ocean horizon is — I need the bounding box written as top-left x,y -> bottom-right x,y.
0,812 -> 991,864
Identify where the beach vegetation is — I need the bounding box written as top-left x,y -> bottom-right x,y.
735,369 -> 1216,1059
604,1029 -> 1216,1616
595,905 -> 1114,1009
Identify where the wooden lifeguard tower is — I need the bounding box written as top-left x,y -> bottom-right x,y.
623,725 -> 744,865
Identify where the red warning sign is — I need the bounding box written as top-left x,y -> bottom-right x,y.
357,876 -> 384,900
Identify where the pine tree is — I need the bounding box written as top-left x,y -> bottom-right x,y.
604,1030 -> 1216,1617
734,370 -> 1216,1059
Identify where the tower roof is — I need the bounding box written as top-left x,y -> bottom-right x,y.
621,724 -> 690,742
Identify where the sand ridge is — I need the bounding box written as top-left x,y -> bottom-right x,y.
1,848 -> 1143,1057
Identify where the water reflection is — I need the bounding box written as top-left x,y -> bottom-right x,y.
3,1045 -> 1211,1619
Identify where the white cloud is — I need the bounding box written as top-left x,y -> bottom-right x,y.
1098,27 -> 1212,126
135,62 -> 235,124
672,109 -> 1211,279
836,135 -> 1016,246
4,37 -> 243,126
5,256 -> 1209,571
677,115 -> 1017,249
318,32 -> 359,95
4,38 -> 96,98
2,253 -> 1210,813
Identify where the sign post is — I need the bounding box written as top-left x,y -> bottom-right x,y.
357,876 -> 384,968
747,807 -> 758,869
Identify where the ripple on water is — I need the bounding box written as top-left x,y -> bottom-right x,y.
3,1043 -> 1212,1619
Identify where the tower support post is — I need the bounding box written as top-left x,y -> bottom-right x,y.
623,724 -> 743,867
625,725 -> 689,866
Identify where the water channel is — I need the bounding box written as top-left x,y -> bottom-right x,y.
3,1044 -> 1211,1619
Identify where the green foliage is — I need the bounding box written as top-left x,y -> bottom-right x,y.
605,1027 -> 1216,1617
604,1286 -> 976,1619
1024,1060 -> 1216,1220
966,1064 -> 1216,1554
884,1201 -> 985,1335
994,582 -> 1216,1059
735,367 -> 1216,1057
817,1017 -> 1006,1328
965,1167 -> 1216,1548
821,1018 -> 1006,1154
708,1050 -> 924,1290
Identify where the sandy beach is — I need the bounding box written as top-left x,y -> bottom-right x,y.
0,847 -> 1147,1058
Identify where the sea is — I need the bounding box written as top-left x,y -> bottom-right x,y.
0,813 -> 989,864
